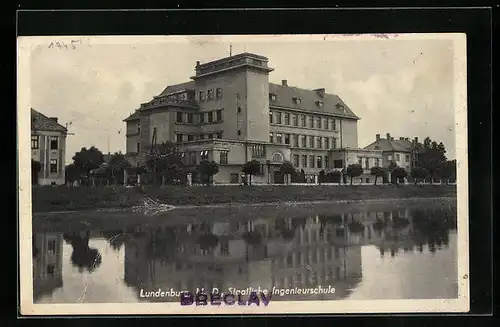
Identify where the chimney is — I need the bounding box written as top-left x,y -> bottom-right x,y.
414,136 -> 419,144
399,137 -> 404,140
386,133 -> 391,140
196,61 -> 200,67
49,117 -> 58,123
282,80 -> 288,87
391,137 -> 394,141
314,88 -> 325,97
376,134 -> 380,141
405,137 -> 409,141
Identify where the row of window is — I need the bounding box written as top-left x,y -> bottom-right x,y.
389,153 -> 411,162
357,157 -> 381,169
269,111 -> 338,130
176,110 -> 223,124
270,133 -> 338,149
177,150 -> 229,165
31,135 -> 59,150
276,246 -> 341,269
292,154 -> 333,169
199,87 -> 223,101
175,132 -> 223,143
269,93 -> 327,109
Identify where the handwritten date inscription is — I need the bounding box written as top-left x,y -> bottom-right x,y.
48,39 -> 88,50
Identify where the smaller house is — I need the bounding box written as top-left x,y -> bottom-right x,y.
363,133 -> 422,171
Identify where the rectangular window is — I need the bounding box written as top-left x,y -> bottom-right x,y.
284,134 -> 290,145
308,116 -> 314,128
269,132 -> 274,143
187,113 -> 194,123
292,114 -> 298,126
332,138 -> 337,149
276,133 -> 283,144
200,150 -> 209,161
293,154 -> 299,167
208,134 -> 214,139
365,158 -> 369,169
324,156 -> 330,169
309,155 -> 315,168
395,154 -> 400,161
31,135 -> 39,149
216,87 -> 223,99
47,264 -> 55,276
317,156 -> 323,168
220,240 -> 229,256
252,144 -> 265,158
176,112 -> 183,123
301,135 -> 307,147
324,138 -> 330,149
216,110 -> 222,122
269,112 -> 273,124
47,240 -> 56,254
199,91 -> 205,101
302,155 -> 308,168
199,113 -> 205,124
136,143 -> 141,153
316,137 -> 322,149
188,135 -> 194,141
50,159 -> 57,173
316,117 -> 322,129
332,119 -> 337,130
323,118 -> 328,129
176,134 -> 183,142
309,136 -> 314,148
137,123 -> 140,133
358,158 -> 363,166
334,160 -> 343,168
220,151 -> 228,164
50,136 -> 58,150
216,132 -> 223,139
375,158 -> 380,167
276,112 -> 282,124
405,154 -> 410,162
236,93 -> 241,101
270,93 -> 277,101
301,115 -> 306,127
207,89 -> 214,100
208,112 -> 213,123
293,135 -> 299,147
284,113 -> 290,125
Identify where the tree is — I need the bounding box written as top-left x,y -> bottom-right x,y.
392,167 -> 408,185
31,159 -> 41,185
198,160 -> 219,185
279,161 -> 296,185
437,159 -> 456,183
418,137 -> 447,183
318,170 -> 326,185
65,163 -> 82,186
72,146 -> 104,184
345,164 -> 363,185
145,142 -> 185,185
242,160 -> 261,186
370,166 -> 386,185
108,152 -> 131,185
411,166 -> 428,185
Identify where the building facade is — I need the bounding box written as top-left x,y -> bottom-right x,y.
123,52 -> 373,184
31,108 -> 67,185
363,133 -> 422,171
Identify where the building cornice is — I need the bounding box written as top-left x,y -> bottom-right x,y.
269,105 -> 360,120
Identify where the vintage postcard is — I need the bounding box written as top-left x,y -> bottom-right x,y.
18,34 -> 469,315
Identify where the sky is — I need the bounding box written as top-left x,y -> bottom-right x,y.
28,35 -> 459,164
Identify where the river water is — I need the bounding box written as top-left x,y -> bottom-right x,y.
32,199 -> 458,303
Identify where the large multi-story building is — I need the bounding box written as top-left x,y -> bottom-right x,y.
31,108 -> 67,185
123,52 -> 383,184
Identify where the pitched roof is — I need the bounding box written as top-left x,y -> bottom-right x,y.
123,110 -> 140,122
269,83 -> 359,119
31,108 -> 67,133
364,137 -> 424,153
159,81 -> 196,96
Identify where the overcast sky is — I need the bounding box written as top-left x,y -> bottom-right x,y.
28,35 -> 458,164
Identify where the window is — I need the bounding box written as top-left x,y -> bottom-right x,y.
269,112 -> 273,123
276,112 -> 282,124
31,135 -> 39,149
176,134 -> 183,142
331,119 -> 337,130
332,138 -> 337,149
358,158 -> 363,166
324,138 -> 330,149
199,91 -> 205,101
276,133 -> 283,144
316,117 -> 322,129
136,143 -> 141,153
375,158 -> 380,167
316,137 -> 322,149
309,155 -> 315,168
317,156 -> 323,168
395,154 -> 400,161
216,132 -> 223,139
207,89 -> 214,100
137,123 -> 140,133
405,154 -> 410,162
50,159 -> 57,173
365,158 -> 369,169
47,264 -> 55,276
293,135 -> 299,147
308,116 -> 314,128
309,136 -> 314,148
324,156 -> 330,168
388,155 -> 393,161
200,134 -> 206,140
301,115 -> 306,127
334,160 -> 343,168
301,135 -> 307,147
293,97 -> 301,104
323,119 -> 328,129
220,151 -> 228,164
187,113 -> 194,123
236,93 -> 241,101
293,155 -> 299,167
208,112 -> 213,123
269,132 -> 274,143
302,155 -> 308,168
252,144 -> 265,158
50,136 -> 58,150
270,93 -> 277,101
200,150 -> 209,161
199,113 -> 205,124
237,107 -> 241,113
292,114 -> 298,126
216,110 -> 222,122
284,134 -> 290,145
220,240 -> 229,256
208,134 -> 214,139
316,101 -> 324,108
188,135 -> 194,141
176,112 -> 183,123
47,240 -> 56,254
216,87 -> 223,99
284,113 -> 290,125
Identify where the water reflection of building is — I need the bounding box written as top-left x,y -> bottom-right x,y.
120,204 -> 456,302
32,233 -> 63,301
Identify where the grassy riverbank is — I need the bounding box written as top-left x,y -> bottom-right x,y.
32,184 -> 457,213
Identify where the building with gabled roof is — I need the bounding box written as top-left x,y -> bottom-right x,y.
123,52 -> 370,184
31,108 -> 68,185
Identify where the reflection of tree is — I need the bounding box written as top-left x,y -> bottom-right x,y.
102,230 -> 128,252
274,219 -> 296,242
197,233 -> 219,251
347,213 -> 365,234
242,231 -> 263,246
147,227 -> 178,260
63,232 -> 102,273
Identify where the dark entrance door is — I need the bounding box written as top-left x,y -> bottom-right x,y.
274,171 -> 284,184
